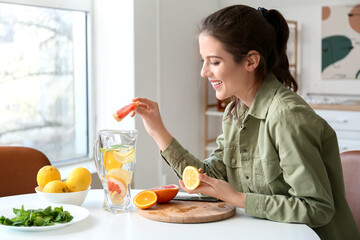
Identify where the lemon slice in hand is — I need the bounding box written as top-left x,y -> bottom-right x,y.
182,166 -> 200,190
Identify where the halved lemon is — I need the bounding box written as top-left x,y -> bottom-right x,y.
133,190 -> 157,209
182,166 -> 200,190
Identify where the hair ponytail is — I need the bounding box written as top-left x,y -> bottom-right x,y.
266,9 -> 298,92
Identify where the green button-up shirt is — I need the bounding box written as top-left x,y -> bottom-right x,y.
161,74 -> 359,240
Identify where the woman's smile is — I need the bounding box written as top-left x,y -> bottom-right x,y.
209,80 -> 223,89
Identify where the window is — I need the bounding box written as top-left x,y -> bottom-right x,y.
0,1 -> 92,165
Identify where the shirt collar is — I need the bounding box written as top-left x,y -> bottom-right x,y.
247,73 -> 281,120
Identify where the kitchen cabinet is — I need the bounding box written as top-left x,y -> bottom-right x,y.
313,107 -> 360,153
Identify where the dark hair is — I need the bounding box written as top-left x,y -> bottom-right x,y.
199,5 -> 297,119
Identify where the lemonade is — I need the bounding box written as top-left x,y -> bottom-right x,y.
94,130 -> 138,213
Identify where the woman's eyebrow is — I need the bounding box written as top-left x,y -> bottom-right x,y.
207,55 -> 223,59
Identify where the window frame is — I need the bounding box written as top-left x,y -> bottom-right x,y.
0,0 -> 92,12
0,0 -> 95,171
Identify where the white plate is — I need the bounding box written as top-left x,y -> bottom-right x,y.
0,203 -> 89,232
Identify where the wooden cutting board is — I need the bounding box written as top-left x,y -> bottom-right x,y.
137,200 -> 236,223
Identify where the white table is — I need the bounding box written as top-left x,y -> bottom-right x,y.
0,189 -> 319,240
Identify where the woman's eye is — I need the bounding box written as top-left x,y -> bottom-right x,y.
200,59 -> 219,66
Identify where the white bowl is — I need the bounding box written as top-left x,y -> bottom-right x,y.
35,186 -> 90,206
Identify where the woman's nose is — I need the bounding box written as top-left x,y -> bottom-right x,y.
201,61 -> 210,78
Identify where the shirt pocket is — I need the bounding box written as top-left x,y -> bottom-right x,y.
222,146 -> 244,192
255,157 -> 289,195
223,146 -> 242,167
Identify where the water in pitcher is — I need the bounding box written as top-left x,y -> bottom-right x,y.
94,130 -> 138,213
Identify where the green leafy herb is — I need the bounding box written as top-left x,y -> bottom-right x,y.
0,205 -> 73,227
99,144 -> 127,153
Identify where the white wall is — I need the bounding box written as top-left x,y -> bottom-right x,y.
133,0 -> 220,188
133,0 -> 160,188
157,0 -> 221,187
93,0 -> 135,132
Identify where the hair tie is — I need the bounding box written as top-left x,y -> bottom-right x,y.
257,7 -> 269,18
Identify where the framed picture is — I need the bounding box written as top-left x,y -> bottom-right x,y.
322,4 -> 360,80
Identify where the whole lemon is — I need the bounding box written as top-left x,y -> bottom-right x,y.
43,180 -> 68,193
37,165 -> 61,188
66,167 -> 92,192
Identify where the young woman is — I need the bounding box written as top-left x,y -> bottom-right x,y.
132,5 -> 359,240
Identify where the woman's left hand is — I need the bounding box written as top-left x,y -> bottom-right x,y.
179,170 -> 246,208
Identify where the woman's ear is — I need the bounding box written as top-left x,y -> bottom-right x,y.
245,50 -> 260,72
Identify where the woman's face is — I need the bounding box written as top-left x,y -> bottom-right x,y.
199,33 -> 250,100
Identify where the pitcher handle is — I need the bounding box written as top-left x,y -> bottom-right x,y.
93,137 -> 101,174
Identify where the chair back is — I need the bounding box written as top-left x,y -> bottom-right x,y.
0,146 -> 51,197
340,150 -> 360,230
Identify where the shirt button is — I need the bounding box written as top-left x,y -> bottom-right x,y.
245,176 -> 249,180
243,148 -> 247,152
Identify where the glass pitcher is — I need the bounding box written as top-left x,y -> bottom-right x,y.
94,129 -> 138,213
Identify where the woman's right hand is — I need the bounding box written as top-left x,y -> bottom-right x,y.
179,169 -> 246,208
131,97 -> 173,151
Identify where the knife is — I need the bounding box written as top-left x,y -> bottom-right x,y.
173,195 -> 221,202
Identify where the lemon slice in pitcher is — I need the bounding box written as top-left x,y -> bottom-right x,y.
104,151 -> 123,171
110,191 -> 125,204
113,148 -> 135,164
106,168 -> 133,186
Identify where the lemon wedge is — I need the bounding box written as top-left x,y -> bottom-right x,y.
110,191 -> 125,204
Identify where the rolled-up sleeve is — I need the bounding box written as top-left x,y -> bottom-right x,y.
161,135 -> 227,181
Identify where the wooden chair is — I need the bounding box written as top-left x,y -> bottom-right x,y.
340,150 -> 360,230
0,146 -> 51,197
